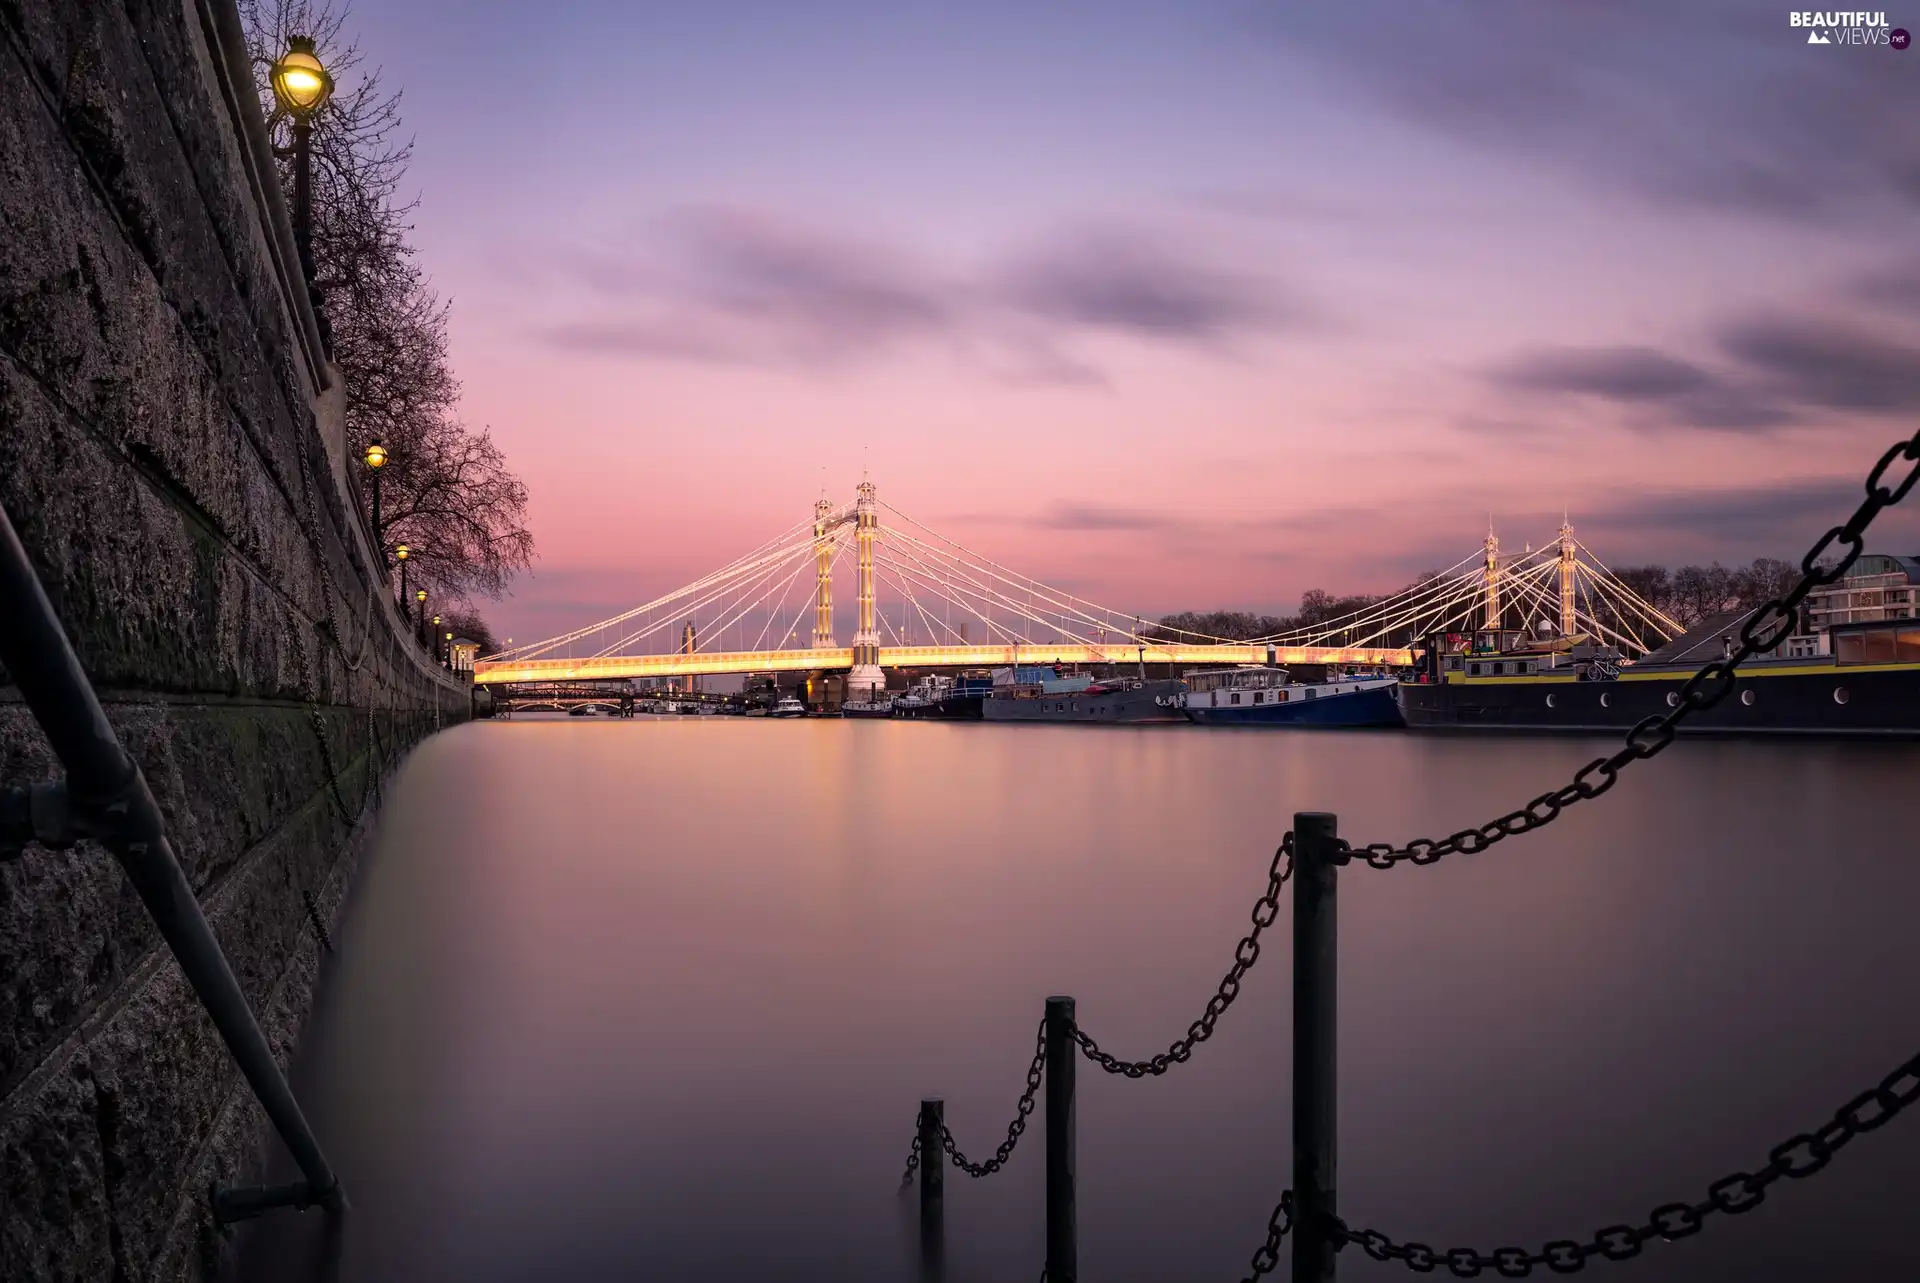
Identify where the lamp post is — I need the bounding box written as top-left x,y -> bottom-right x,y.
415,589 -> 427,648
394,543 -> 409,607
362,437 -> 386,558
445,630 -> 454,671
270,36 -> 334,286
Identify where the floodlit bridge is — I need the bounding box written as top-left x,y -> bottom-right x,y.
474,481 -> 1682,693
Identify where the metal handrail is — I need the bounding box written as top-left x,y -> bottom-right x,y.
0,500 -> 343,1219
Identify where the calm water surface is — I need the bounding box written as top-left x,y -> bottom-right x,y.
240,717 -> 1920,1282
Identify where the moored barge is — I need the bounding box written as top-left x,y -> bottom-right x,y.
1400,614 -> 1920,736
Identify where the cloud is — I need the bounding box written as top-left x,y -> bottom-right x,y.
546,206 -> 953,366
993,226 -> 1296,343
1486,343 -> 1796,431
1719,317 -> 1920,413
1273,0 -> 1920,226
537,206 -> 1302,379
1856,268 -> 1920,318
1577,476 -> 1874,555
1030,503 -> 1186,533
1494,346 -> 1711,400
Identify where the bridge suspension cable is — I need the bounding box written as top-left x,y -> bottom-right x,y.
478,485 -> 1683,682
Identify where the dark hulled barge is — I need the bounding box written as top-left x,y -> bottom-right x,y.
1400,607 -> 1920,739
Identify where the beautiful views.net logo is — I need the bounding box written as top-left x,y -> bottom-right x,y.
1788,10 -> 1909,45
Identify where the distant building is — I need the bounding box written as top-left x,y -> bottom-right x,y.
449,637 -> 480,673
1805,554 -> 1920,631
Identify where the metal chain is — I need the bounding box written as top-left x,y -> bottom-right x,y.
1241,1189 -> 1296,1281
1072,835 -> 1294,1077
1336,1049 -> 1920,1276
898,1130 -> 921,1191
940,1017 -> 1047,1177
1343,430 -> 1920,872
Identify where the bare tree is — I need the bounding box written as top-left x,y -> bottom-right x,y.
241,1 -> 534,605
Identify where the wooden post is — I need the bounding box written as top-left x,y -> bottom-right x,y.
918,1097 -> 944,1276
1045,996 -> 1077,1280
1293,812 -> 1339,1282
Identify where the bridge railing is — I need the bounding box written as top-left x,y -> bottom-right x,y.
895,429 -> 1920,1281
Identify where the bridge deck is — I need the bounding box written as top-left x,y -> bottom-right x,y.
475,644 -> 1413,684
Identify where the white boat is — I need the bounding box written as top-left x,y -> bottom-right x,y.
1182,666 -> 1402,727
769,696 -> 807,718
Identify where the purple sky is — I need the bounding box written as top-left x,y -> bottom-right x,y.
343,0 -> 1920,644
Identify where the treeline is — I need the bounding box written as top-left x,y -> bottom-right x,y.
1149,575 -> 1443,644
1607,559 -> 1797,628
242,1 -> 533,642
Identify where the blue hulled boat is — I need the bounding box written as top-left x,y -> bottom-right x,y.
1181,666 -> 1402,728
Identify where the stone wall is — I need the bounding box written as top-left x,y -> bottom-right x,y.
0,1 -> 467,1279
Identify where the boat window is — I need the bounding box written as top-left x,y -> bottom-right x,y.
1834,686 -> 1851,705
1253,692 -> 1264,704
1306,688 -> 1317,699
1492,662 -> 1505,675
1902,628 -> 1920,662
1230,693 -> 1241,705
1469,663 -> 1482,675
1279,691 -> 1289,701
1741,689 -> 1755,706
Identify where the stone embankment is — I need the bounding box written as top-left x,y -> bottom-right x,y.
0,2 -> 466,1277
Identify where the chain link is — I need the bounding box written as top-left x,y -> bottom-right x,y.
1347,431 -> 1920,872
898,1130 -> 921,1191
1072,835 -> 1294,1077
1335,1049 -> 1920,1275
1242,1189 -> 1295,1281
940,1017 -> 1048,1177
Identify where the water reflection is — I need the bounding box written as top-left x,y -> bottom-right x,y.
237,718 -> 1920,1282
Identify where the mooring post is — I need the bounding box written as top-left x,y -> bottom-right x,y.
1293,811 -> 1339,1281
918,1097 -> 944,1274
1045,995 -> 1077,1281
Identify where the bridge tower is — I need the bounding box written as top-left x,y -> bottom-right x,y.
847,478 -> 885,699
1558,514 -> 1577,638
680,619 -> 697,693
812,496 -> 836,647
1483,518 -> 1502,632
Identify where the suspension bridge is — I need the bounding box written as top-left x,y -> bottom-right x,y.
472,481 -> 1683,692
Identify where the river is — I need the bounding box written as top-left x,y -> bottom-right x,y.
236,716 -> 1920,1282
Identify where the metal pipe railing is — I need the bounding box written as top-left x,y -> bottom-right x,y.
0,500 -> 343,1219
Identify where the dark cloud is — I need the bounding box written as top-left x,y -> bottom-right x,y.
1031,503 -> 1184,533
1574,476 -> 1919,559
1856,268 -> 1920,317
545,206 -> 953,366
1486,344 -> 1795,431
540,207 -> 1298,377
994,228 -> 1292,342
1720,318 -> 1920,412
1273,1 -> 1920,226
1494,346 -> 1711,400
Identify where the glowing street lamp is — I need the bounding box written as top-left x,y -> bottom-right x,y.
362,436 -> 386,553
394,543 -> 410,604
415,588 -> 427,647
271,36 -> 334,282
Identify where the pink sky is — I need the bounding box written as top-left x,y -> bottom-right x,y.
345,1 -> 1920,645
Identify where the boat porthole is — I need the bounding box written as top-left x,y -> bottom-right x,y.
1741,689 -> 1755,706
1545,693 -> 1556,709
1666,691 -> 1681,708
1599,693 -> 1610,708
1834,686 -> 1850,705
